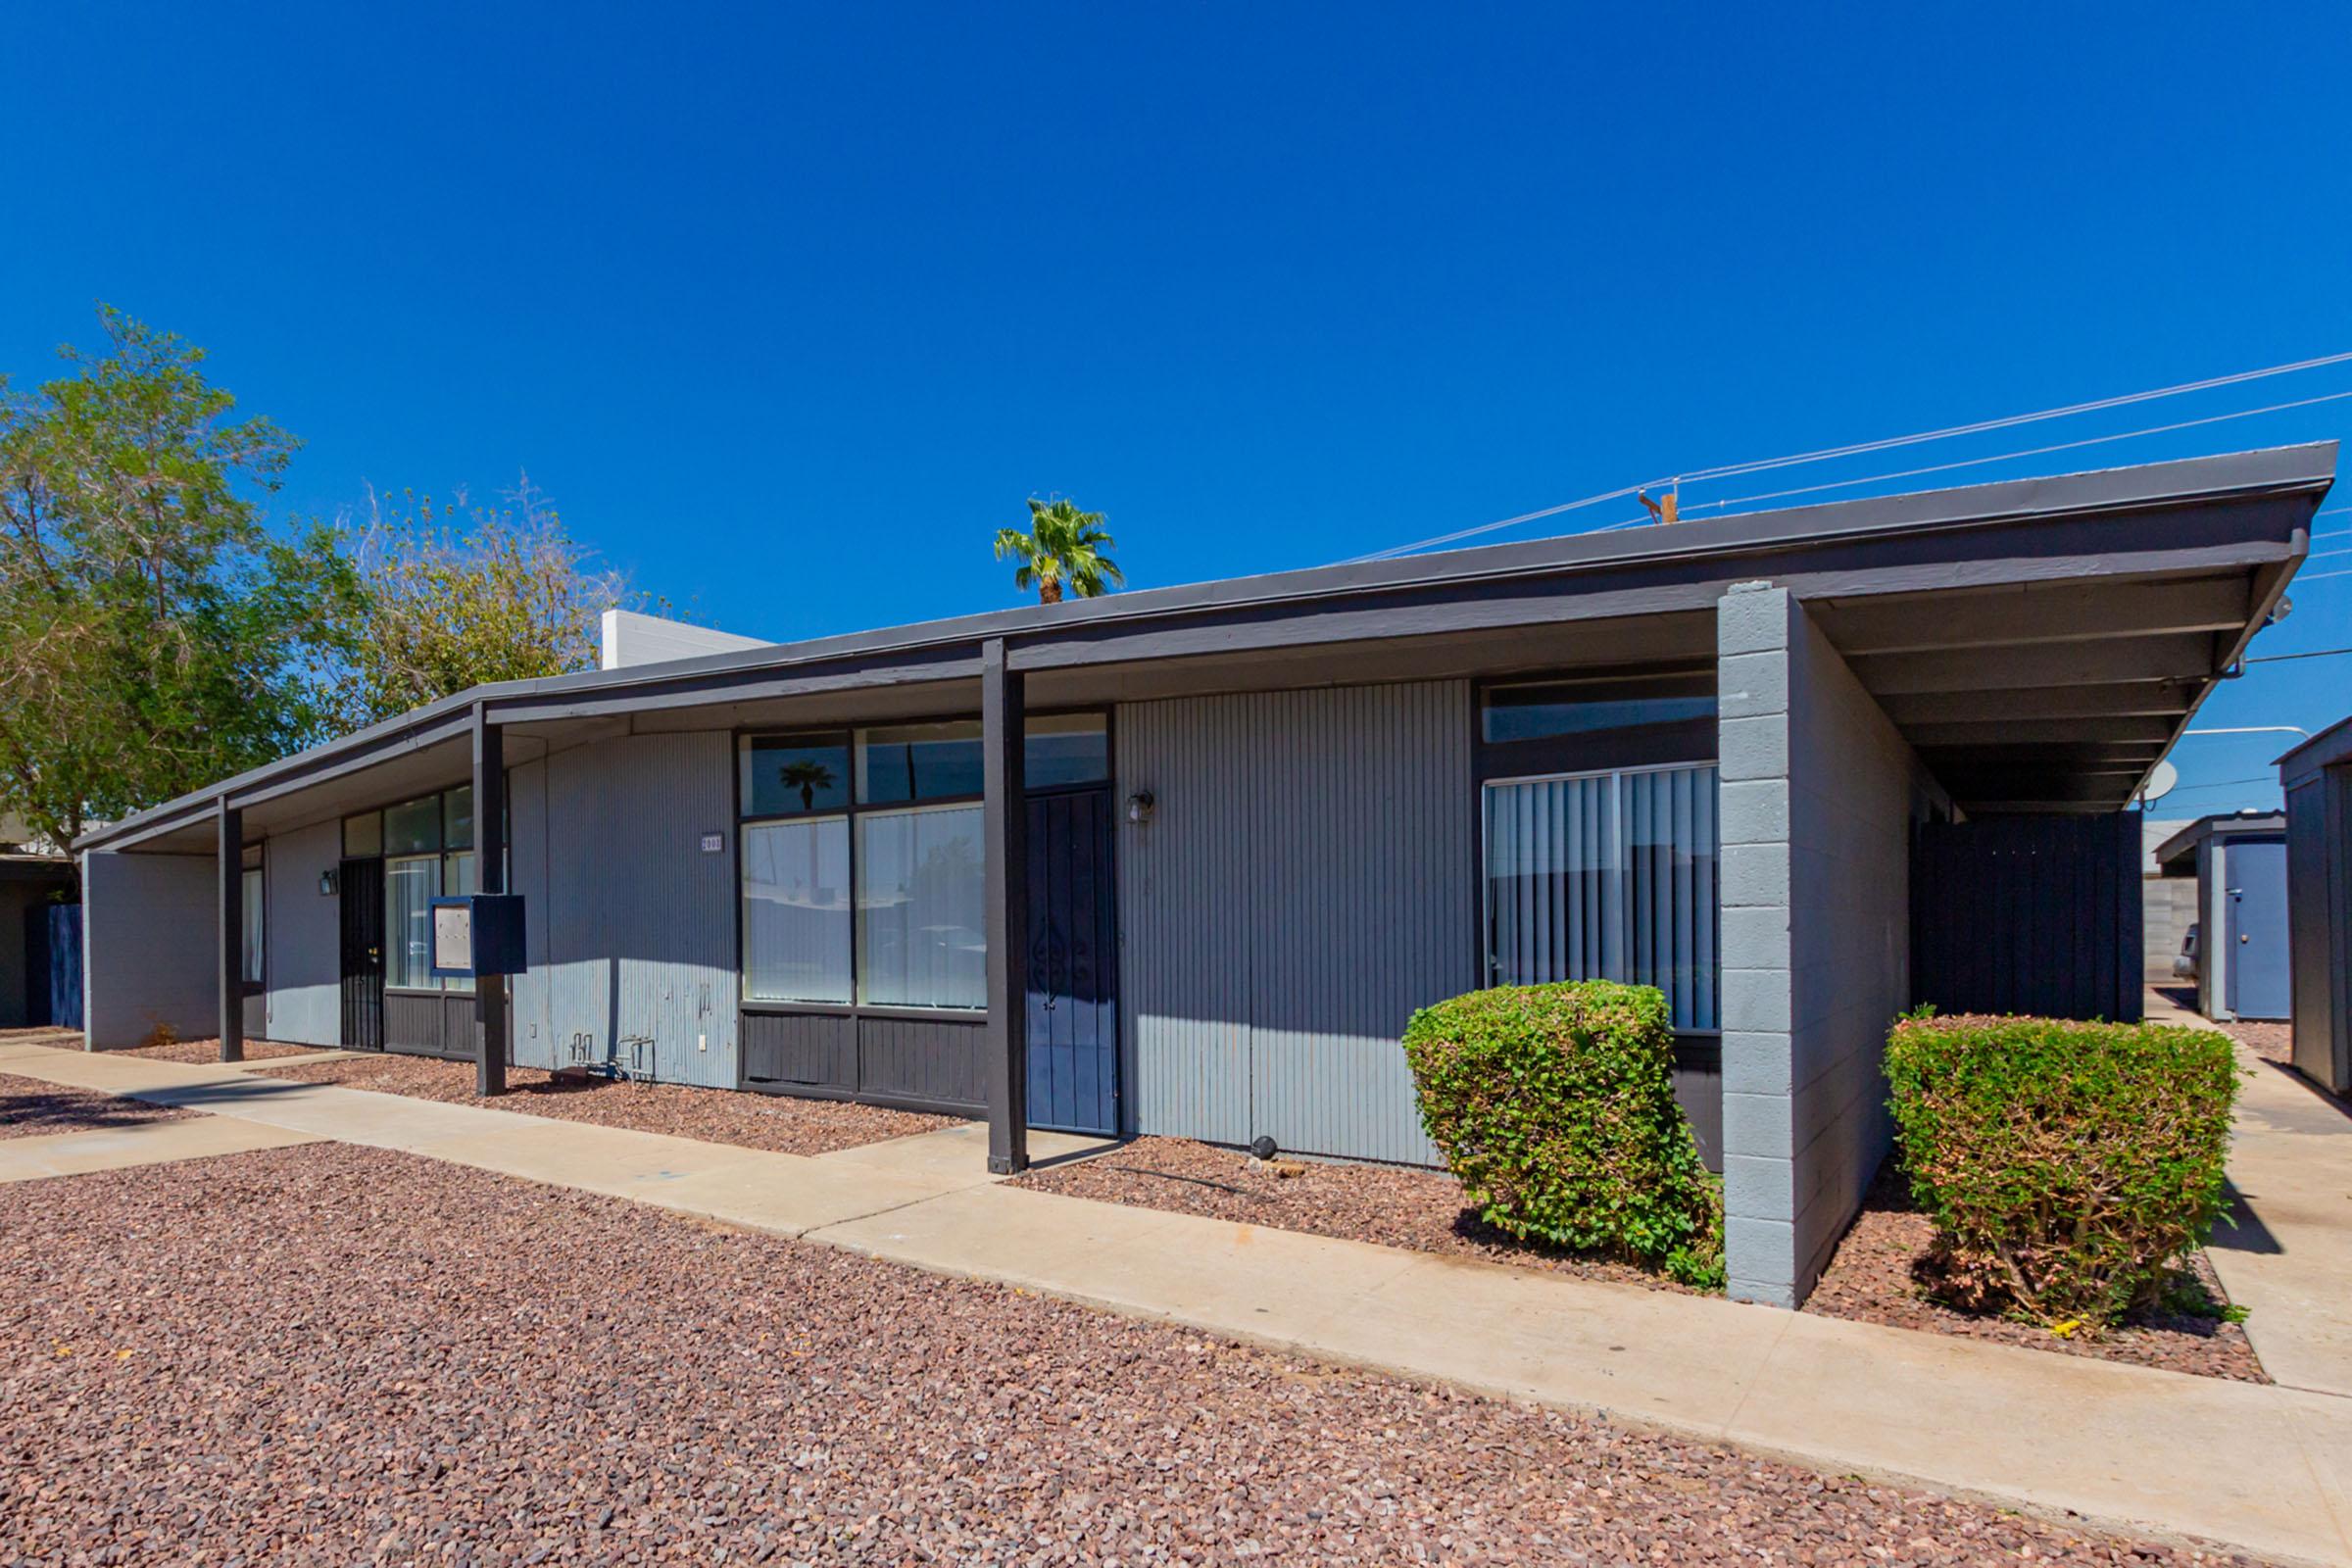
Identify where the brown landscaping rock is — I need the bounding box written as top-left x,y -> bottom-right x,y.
1017,1135 -> 1702,1294
262,1053 -> 958,1155
0,1142 -> 2261,1565
1806,1164 -> 2265,1383
0,1072 -> 193,1141
115,1035 -> 324,1063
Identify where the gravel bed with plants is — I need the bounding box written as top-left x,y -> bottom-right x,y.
1015,1135 -> 1704,1294
1804,1164 -> 2263,1382
0,1140 -> 2259,1566
114,1035 -> 333,1064
262,1052 -> 958,1156
0,1072 -> 194,1141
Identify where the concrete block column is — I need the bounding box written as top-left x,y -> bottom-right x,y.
1717,582 -> 1799,1306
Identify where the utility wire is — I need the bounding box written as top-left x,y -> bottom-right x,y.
2245,646 -> 2352,664
1688,391 -> 2352,514
1348,349 -> 2352,563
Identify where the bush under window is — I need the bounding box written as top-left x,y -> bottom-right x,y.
1402,981 -> 1722,1289
1885,1011 -> 2238,1329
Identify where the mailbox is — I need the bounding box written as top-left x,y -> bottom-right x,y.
428,894 -> 527,979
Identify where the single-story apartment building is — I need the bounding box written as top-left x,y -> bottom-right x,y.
2153,810 -> 2292,1023
75,442 -> 2334,1306
2280,715 -> 2352,1095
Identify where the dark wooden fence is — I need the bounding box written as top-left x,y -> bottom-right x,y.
1911,813 -> 2142,1022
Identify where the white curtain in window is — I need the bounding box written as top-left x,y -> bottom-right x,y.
241,867 -> 264,985
1483,764 -> 1719,1031
742,817 -> 853,1004
442,852 -> 476,994
856,805 -> 985,1009
1623,766 -> 1719,1031
384,855 -> 440,990
1485,773 -> 1617,989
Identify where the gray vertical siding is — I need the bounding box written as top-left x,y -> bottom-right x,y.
82,851 -> 217,1050
1117,681 -> 1475,1165
263,818 -> 342,1047
506,731 -> 741,1088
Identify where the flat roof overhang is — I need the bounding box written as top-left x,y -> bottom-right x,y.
82,442 -> 2335,854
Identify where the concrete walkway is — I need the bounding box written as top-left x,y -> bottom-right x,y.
0,1113 -> 322,1182
5,1041 -> 2351,1566
2145,991 -> 2352,1399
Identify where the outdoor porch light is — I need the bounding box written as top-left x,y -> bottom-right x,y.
318,868 -> 338,897
1126,790 -> 1155,825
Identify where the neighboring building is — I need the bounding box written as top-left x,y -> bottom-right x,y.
2153,812 -> 2292,1022
2142,817 -> 2199,985
0,812 -> 77,1029
2279,717 -> 2352,1094
74,443 -> 2335,1307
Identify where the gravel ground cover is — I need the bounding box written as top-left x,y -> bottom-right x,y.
1,1142 -> 2255,1567
0,1072 -> 193,1141
1013,1134 -> 1689,1293
114,1035 -> 329,1064
263,1052 -> 958,1155
1804,1164 -> 2263,1382
2153,988 -> 2293,1067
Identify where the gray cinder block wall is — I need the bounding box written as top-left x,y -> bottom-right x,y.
81,850 -> 217,1050
1718,583 -> 1935,1305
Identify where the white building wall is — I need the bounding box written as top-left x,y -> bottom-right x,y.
264,819 -> 343,1047
507,731 -> 741,1088
83,851 -> 216,1050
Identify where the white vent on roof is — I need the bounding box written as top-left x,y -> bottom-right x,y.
599,610 -> 769,670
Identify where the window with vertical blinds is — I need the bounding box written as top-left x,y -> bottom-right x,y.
1482,763 -> 1719,1030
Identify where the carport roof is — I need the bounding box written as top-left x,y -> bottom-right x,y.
80,441 -> 2336,854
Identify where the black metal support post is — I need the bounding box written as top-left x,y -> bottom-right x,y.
982,638 -> 1029,1174
472,705 -> 509,1097
218,798 -> 244,1063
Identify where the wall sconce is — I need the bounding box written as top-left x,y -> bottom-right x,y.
319,868 -> 338,897
1126,790 -> 1155,825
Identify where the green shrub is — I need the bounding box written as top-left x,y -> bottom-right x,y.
1884,1011 -> 2238,1328
1402,981 -> 1722,1289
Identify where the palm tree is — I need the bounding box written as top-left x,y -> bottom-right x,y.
777,760 -> 836,812
994,497 -> 1124,605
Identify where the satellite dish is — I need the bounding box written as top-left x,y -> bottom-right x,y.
2139,760 -> 2180,803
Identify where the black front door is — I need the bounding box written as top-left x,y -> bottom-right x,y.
1025,786 -> 1118,1135
338,858 -> 385,1051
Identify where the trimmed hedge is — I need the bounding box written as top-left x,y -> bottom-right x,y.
1885,1011 -> 2238,1328
1402,981 -> 1722,1289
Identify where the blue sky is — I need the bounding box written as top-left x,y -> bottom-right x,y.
7,3 -> 2348,815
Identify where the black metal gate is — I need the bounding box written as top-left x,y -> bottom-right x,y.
1911,812 -> 2142,1022
1025,786 -> 1118,1135
338,858 -> 385,1051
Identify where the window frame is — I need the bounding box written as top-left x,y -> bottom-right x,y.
732,708 -> 1112,1020
338,785 -> 482,997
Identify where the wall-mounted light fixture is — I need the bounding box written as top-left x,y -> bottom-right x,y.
318,868 -> 339,897
1126,790 -> 1155,825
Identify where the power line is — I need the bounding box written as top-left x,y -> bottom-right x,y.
2246,646 -> 2352,664
1690,389 -> 2352,514
1348,348 -> 2352,564
2299,568 -> 2352,581
2165,775 -> 2276,795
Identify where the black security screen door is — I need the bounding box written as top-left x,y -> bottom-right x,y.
1025,786 -> 1117,1135
338,858 -> 385,1051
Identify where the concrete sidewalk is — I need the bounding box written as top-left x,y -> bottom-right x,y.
6,1041 -> 2351,1567
2145,991 -> 2352,1400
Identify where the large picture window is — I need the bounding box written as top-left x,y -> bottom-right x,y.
368,785 -> 475,992
856,804 -> 984,1008
737,714 -> 1103,1014
742,816 -> 853,1004
1482,762 -> 1719,1031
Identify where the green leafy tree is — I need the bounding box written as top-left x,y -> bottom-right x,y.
993,497 -> 1123,605
336,473 -> 634,727
0,308 -> 360,877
